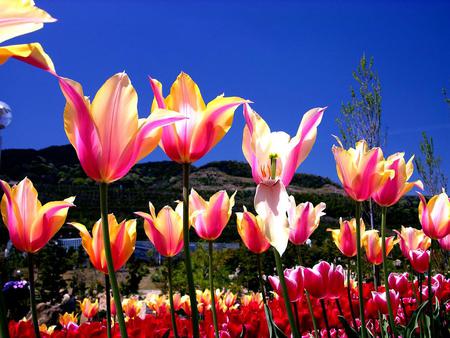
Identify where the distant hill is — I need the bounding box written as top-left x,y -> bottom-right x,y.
0,145 -> 420,242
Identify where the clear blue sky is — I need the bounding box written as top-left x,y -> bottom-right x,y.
1,0 -> 449,181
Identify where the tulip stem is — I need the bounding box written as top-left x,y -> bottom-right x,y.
273,247 -> 300,338
27,253 -> 40,338
320,299 -> 331,338
256,254 -> 268,305
355,202 -> 367,338
105,275 -> 112,338
0,277 -> 9,338
168,257 -> 179,338
293,302 -> 301,333
182,163 -> 200,338
335,299 -> 344,317
305,290 -> 318,338
346,262 -> 358,329
427,240 -> 434,337
208,241 -> 220,338
380,207 -> 397,337
99,183 -> 128,338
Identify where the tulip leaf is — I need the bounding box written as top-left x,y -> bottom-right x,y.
239,324 -> 246,338
264,303 -> 287,338
161,329 -> 170,338
337,315 -> 359,338
403,300 -> 429,338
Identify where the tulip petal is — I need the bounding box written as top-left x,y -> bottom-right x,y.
0,42 -> 55,72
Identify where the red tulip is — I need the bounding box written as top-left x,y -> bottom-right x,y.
371,290 -> 400,316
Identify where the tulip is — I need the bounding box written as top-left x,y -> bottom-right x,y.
190,189 -> 235,241
0,43 -> 56,72
418,190 -> 450,240
371,290 -> 400,316
0,178 -> 75,253
438,233 -> 450,251
242,103 -> 325,186
149,72 -> 246,163
0,0 -> 56,44
372,153 -> 423,207
59,73 -> 185,184
236,206 -> 270,254
327,218 -> 365,257
303,261 -> 345,299
362,230 -> 397,265
408,249 -> 430,274
71,214 -> 136,274
39,324 -> 55,335
288,197 -> 326,245
332,138 -> 393,202
393,226 -> 431,258
268,266 -> 304,302
135,202 -> 184,257
388,273 -> 409,297
79,299 -> 99,320
59,312 -> 78,330
122,297 -> 145,320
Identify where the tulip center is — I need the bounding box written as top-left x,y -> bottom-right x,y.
270,154 -> 278,180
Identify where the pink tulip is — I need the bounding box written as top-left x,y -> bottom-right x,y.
394,226 -> 431,258
190,189 -> 235,241
149,72 -> 246,163
288,197 -> 326,245
372,153 -> 423,207
388,272 -> 409,297
408,249 -> 430,274
268,266 -> 303,302
418,190 -> 450,239
236,206 -> 271,254
59,73 -> 185,183
371,290 -> 400,316
242,103 -> 325,186
332,138 -> 393,202
303,261 -> 345,299
438,233 -> 450,251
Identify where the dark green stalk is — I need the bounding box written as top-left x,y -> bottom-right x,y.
105,275 -> 112,338
27,253 -> 40,338
99,183 -> 127,338
181,163 -> 199,338
305,290 -> 318,338
381,207 -> 397,337
347,261 -> 358,329
293,302 -> 301,333
296,245 -> 303,266
0,275 -> 9,338
427,240 -> 434,337
168,257 -> 179,338
335,299 -> 344,317
256,254 -> 268,305
208,241 -> 219,338
320,299 -> 331,338
355,202 -> 367,338
273,248 -> 300,338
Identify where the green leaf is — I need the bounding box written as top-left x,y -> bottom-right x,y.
338,315 -> 359,338
264,303 -> 287,338
403,300 -> 429,338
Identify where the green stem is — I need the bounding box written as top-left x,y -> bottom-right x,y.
168,257 -> 179,338
256,254 -> 268,305
99,183 -> 127,338
335,299 -> 344,317
427,240 -> 434,337
320,299 -> 331,338
347,261 -> 358,329
27,253 -> 40,338
305,290 -> 318,338
208,241 -> 219,338
296,245 -> 303,266
355,202 -> 367,338
381,207 -> 397,337
182,163 -> 200,338
293,302 -> 301,333
273,247 -> 300,338
105,275 -> 112,338
0,277 -> 9,338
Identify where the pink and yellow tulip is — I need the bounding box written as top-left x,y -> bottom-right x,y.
418,190 -> 450,239
288,197 -> 326,245
135,202 -> 184,257
362,230 -> 397,265
327,218 -> 365,257
122,297 -> 145,320
438,234 -> 450,251
59,73 -> 185,183
242,103 -> 325,186
332,139 -> 392,201
0,178 -> 75,253
79,298 -> 99,320
71,214 -> 136,274
236,206 -> 271,254
58,312 -> 78,329
372,153 -> 423,207
149,72 -> 246,163
393,226 -> 431,258
189,189 -> 235,241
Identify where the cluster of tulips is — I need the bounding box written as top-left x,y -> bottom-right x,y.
1,1 -> 449,338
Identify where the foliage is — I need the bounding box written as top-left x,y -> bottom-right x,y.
121,256 -> 150,296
